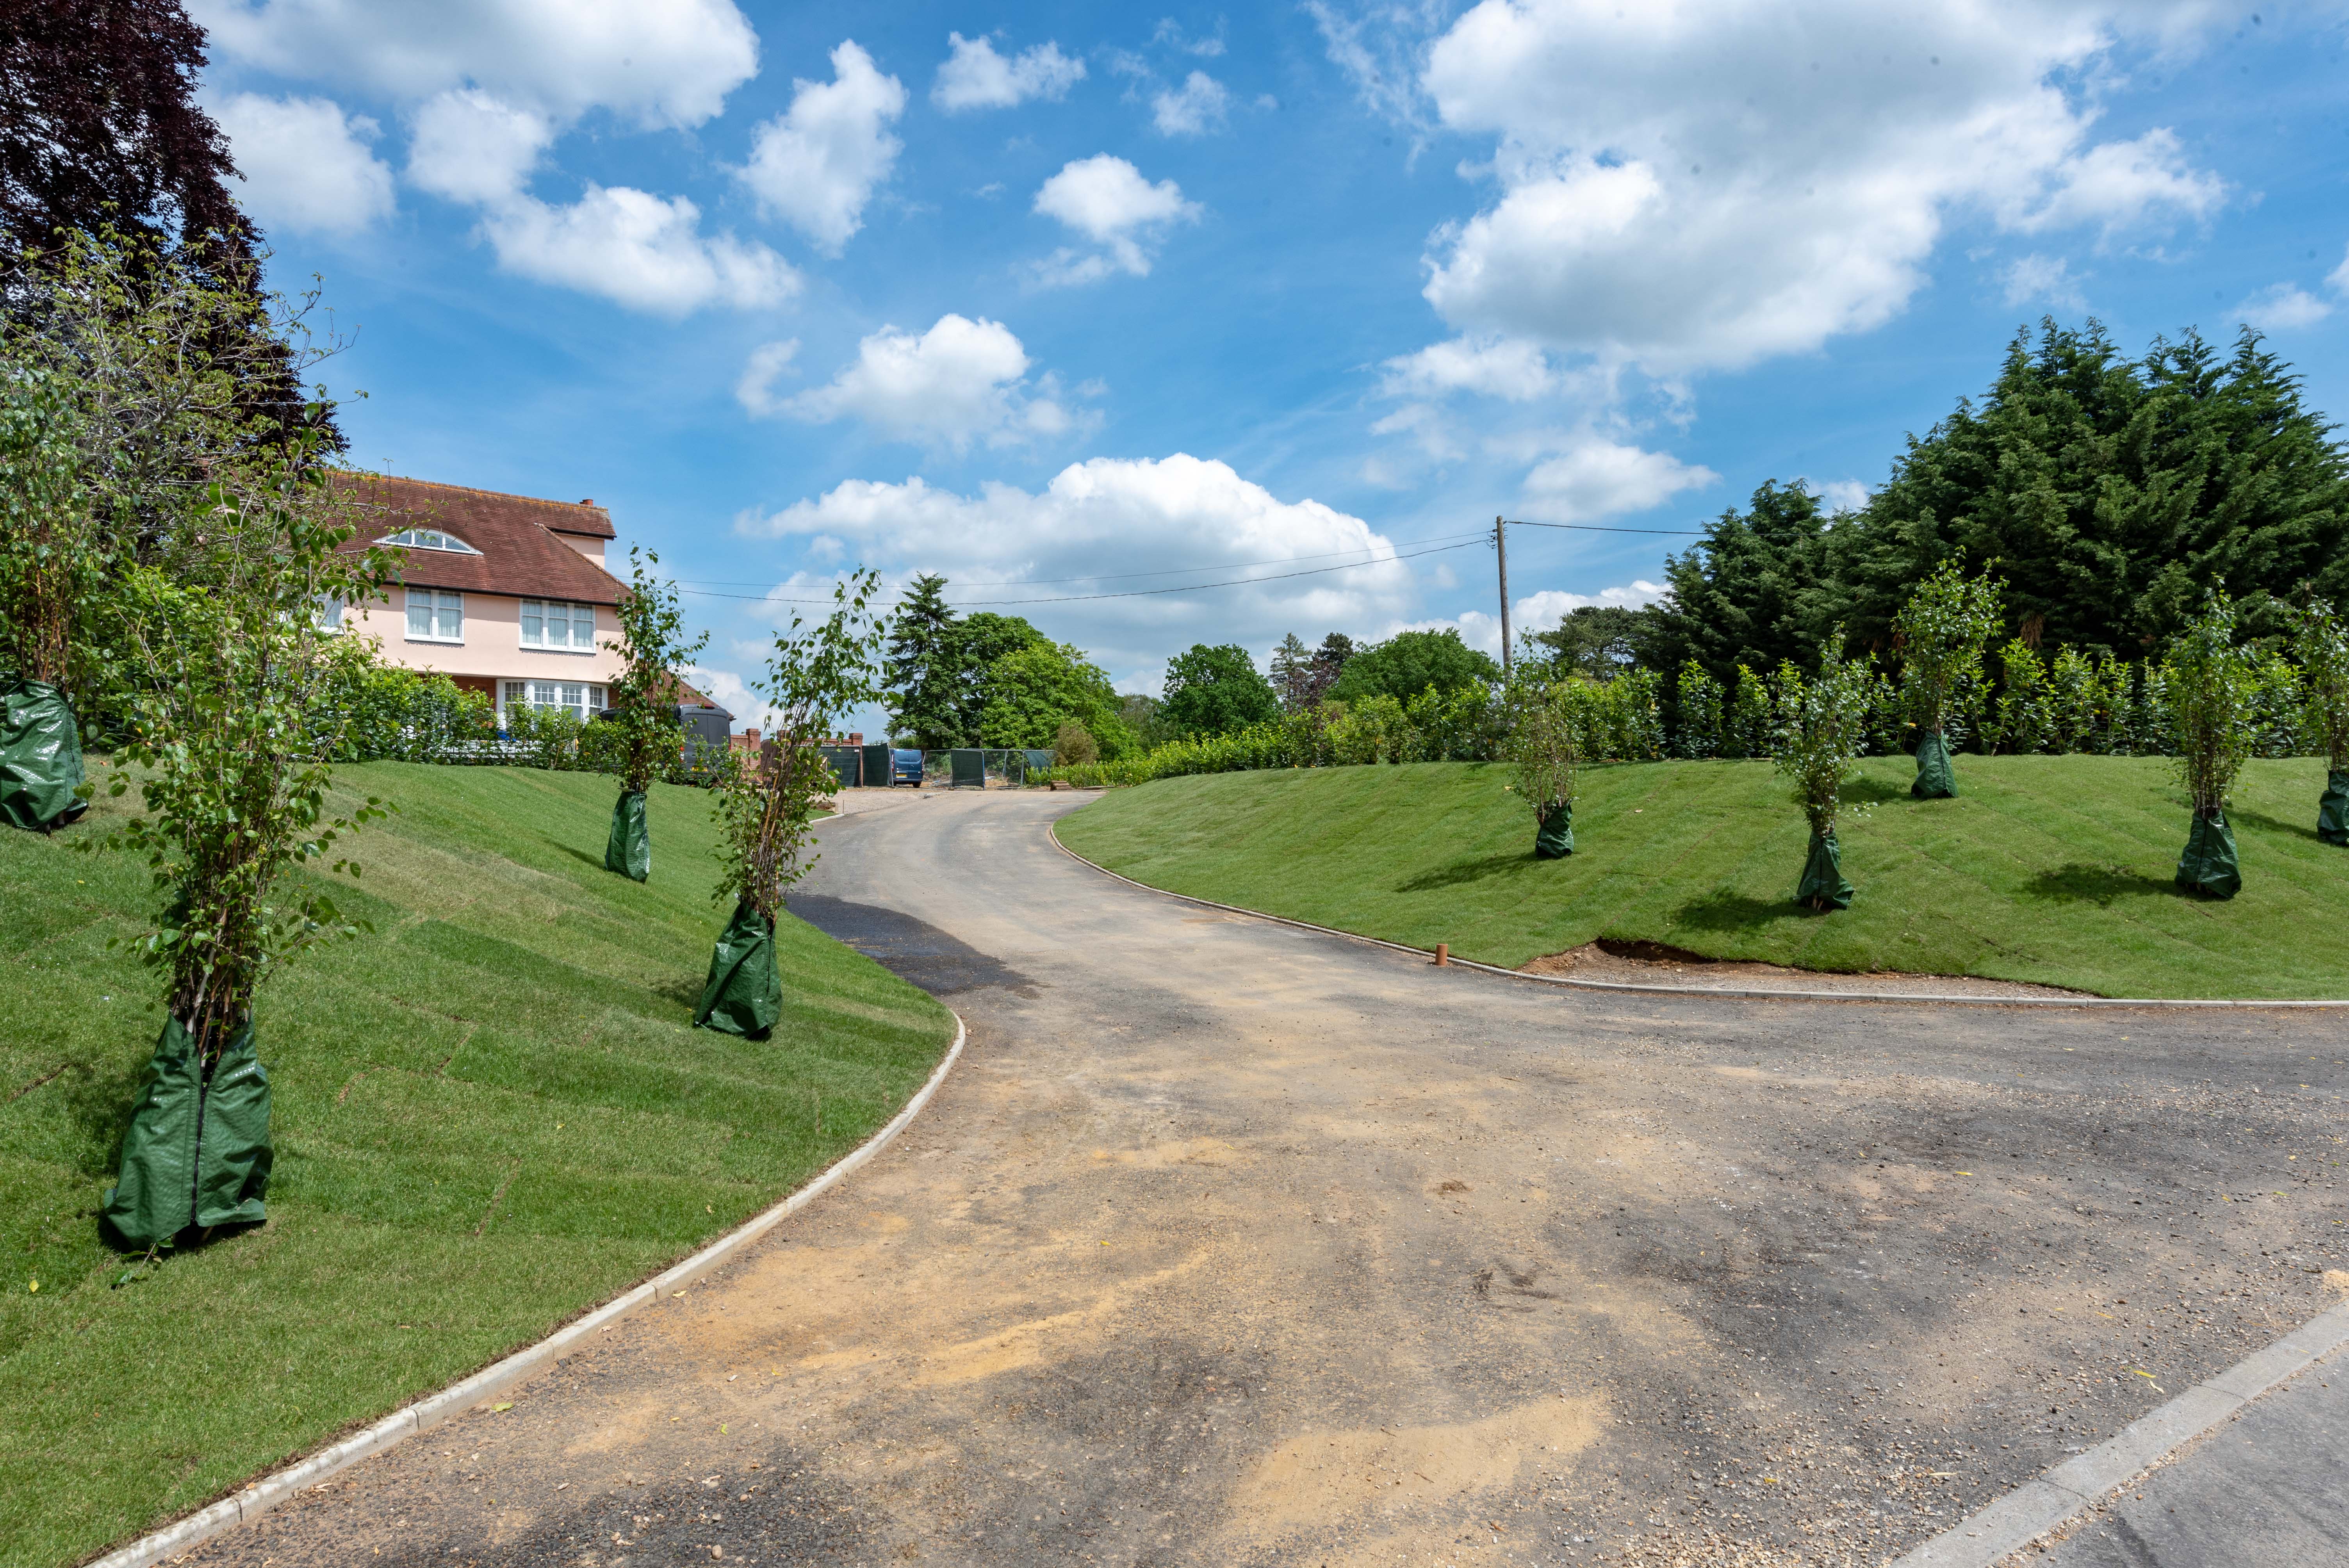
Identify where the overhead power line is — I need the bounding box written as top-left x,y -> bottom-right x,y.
667,526 -> 1495,592
674,537 -> 1485,607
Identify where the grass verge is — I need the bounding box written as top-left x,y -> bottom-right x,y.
0,762 -> 955,1567
1055,754 -> 2349,999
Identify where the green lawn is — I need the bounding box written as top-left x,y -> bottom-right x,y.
1057,754 -> 2349,999
0,763 -> 956,1568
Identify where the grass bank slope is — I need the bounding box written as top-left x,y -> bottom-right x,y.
1056,755 -> 2349,1000
0,763 -> 955,1568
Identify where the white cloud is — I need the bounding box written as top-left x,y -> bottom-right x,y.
765,314 -> 1078,449
932,32 -> 1085,110
736,456 -> 1416,684
2329,244 -> 2349,297
210,93 -> 394,237
1810,479 -> 1872,514
1153,18 -> 1228,57
734,339 -> 800,417
1517,434 -> 1716,524
406,88 -> 553,205
683,665 -> 771,730
1031,155 -> 1201,280
2003,252 -> 2087,310
1401,0 -> 2234,376
1152,71 -> 1231,136
1416,580 -> 1668,654
192,0 -> 758,127
1381,335 -> 1554,400
481,187 -> 798,315
740,40 -> 907,255
2234,283 -> 2333,332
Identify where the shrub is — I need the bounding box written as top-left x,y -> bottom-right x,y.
1053,720 -> 1098,766
1674,662 -> 1723,759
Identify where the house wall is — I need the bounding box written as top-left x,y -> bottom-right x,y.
554,533 -> 605,564
344,591 -> 626,687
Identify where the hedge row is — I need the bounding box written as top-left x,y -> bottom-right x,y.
1039,647 -> 2329,789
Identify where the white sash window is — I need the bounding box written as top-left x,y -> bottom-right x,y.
520,599 -> 597,651
405,588 -> 463,642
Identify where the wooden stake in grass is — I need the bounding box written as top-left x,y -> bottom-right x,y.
1891,560 -> 2001,799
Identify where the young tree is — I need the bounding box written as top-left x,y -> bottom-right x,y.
0,363 -> 95,829
1161,643 -> 1280,737
1504,679 -> 1579,858
602,545 -> 706,882
1891,560 -> 2003,798
2165,595 -> 2255,898
2291,597 -> 2349,846
1052,719 -> 1098,766
1269,632 -> 1315,711
1773,639 -> 1872,910
881,572 -> 959,748
697,570 -> 884,1038
94,428 -> 394,1247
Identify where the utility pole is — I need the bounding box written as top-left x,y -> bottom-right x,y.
1494,515 -> 1512,680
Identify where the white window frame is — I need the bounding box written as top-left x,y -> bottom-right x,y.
519,598 -> 599,653
405,588 -> 464,644
384,527 -> 481,554
315,595 -> 344,633
501,680 -> 607,725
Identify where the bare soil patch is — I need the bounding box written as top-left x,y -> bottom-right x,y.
1526,938 -> 2092,999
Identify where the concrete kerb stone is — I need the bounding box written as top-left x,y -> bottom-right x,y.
1888,1299 -> 2349,1568
1041,820 -> 2349,1010
94,1009 -> 969,1568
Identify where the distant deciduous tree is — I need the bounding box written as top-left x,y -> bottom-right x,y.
1161,643 -> 1279,737
1326,629 -> 1499,704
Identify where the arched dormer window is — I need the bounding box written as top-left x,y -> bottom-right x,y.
383,527 -> 481,554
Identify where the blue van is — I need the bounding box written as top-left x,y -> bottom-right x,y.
889,748 -> 925,786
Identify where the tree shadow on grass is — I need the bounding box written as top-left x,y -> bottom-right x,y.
1394,852 -> 1529,894
1844,775 -> 1911,805
2021,862 -> 2182,906
1670,889 -> 1806,933
2226,807 -> 2324,845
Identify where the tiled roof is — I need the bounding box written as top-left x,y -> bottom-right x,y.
339,475 -> 624,605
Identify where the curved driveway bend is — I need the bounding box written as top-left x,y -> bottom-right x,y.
191,789 -> 2349,1568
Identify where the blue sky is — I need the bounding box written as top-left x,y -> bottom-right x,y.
191,0 -> 2349,731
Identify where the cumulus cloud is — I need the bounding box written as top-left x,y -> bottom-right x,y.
2003,252 -> 2087,310
737,456 -> 1415,686
1516,434 -> 1717,524
198,2 -> 795,313
760,314 -> 1079,449
1031,155 -> 1201,282
1421,580 -> 1669,654
210,92 -> 394,237
1381,335 -> 1554,400
192,0 -> 759,127
1152,71 -> 1232,135
932,32 -> 1085,110
405,88 -> 553,205
740,40 -> 907,254
1394,0 -> 2233,375
2234,283 -> 2332,332
481,187 -> 798,315
1810,479 -> 1872,514
734,339 -> 800,417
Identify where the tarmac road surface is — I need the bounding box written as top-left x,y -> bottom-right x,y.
185,788 -> 2349,1568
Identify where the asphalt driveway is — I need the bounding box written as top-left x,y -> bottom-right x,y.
184,788 -> 2349,1568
